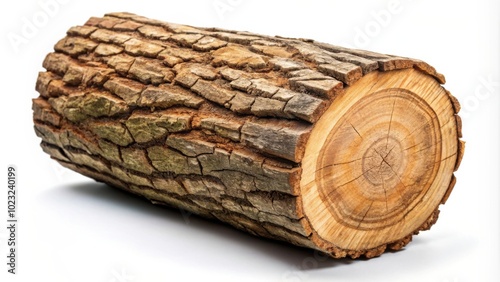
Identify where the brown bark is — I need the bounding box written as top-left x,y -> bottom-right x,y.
33,12 -> 463,259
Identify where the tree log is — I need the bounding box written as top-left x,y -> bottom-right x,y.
33,12 -> 464,259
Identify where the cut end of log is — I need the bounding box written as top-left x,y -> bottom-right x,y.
33,12 -> 464,260
300,68 -> 458,256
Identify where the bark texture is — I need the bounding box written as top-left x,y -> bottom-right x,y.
33,12 -> 464,259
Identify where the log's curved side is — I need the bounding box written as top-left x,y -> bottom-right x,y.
32,12 -> 463,259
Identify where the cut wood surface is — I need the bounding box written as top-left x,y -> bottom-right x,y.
33,12 -> 464,259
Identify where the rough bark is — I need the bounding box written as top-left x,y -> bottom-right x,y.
33,12 -> 463,259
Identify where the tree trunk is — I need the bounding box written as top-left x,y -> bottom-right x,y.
33,12 -> 464,259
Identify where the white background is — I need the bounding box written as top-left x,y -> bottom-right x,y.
0,0 -> 498,281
